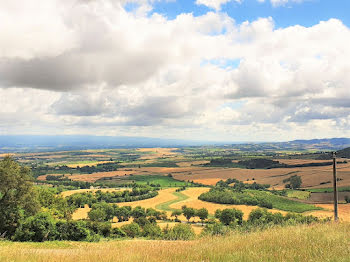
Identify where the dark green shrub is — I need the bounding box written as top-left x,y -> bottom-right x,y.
56,220 -> 92,241
86,221 -> 111,238
111,227 -> 126,238
13,212 -> 57,242
121,223 -> 141,238
163,224 -> 195,240
248,209 -> 283,225
134,217 -> 150,227
142,223 -> 162,239
202,222 -> 229,236
218,208 -> 243,225
345,195 -> 350,203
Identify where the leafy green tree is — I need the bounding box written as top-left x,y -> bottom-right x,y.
131,206 -> 146,219
56,220 -> 92,241
121,223 -> 141,238
171,210 -> 182,221
290,175 -> 302,189
218,208 -> 243,225
115,206 -> 131,222
36,187 -> 75,219
88,208 -> 107,222
0,157 -> 39,238
142,223 -> 162,239
182,206 -> 196,222
13,212 -> 57,242
196,208 -> 209,225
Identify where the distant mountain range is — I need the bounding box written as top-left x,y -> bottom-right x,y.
0,135 -> 349,153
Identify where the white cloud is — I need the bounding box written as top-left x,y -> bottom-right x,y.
0,0 -> 350,141
270,0 -> 305,7
195,0 -> 241,11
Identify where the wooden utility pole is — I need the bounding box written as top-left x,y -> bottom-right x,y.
333,152 -> 339,221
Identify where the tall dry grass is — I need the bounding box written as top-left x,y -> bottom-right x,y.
1,222 -> 349,262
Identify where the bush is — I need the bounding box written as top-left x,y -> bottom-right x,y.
111,227 -> 126,238
163,224 -> 195,240
248,209 -> 284,225
121,223 -> 141,238
142,223 -> 162,239
86,221 -> 112,238
13,212 -> 57,242
345,195 -> 350,203
56,220 -> 93,241
202,222 -> 229,236
217,208 -> 243,226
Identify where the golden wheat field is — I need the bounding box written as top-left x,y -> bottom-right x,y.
308,203 -> 350,222
169,188 -> 288,219
172,162 -> 350,189
1,223 -> 349,262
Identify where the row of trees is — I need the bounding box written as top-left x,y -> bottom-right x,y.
202,208 -> 323,236
171,206 -> 209,224
215,178 -> 270,191
67,187 -> 158,208
87,203 -> 167,222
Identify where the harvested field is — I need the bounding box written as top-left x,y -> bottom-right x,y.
118,188 -> 178,210
308,204 -> 350,222
169,188 -> 288,219
176,161 -> 210,167
72,206 -> 91,220
69,170 -> 136,182
137,148 -> 178,160
307,192 -> 350,203
172,162 -> 350,190
276,159 -> 333,165
61,188 -> 126,197
37,174 -> 64,181
66,161 -> 114,168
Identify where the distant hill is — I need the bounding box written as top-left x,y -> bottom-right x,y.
0,135 -> 213,152
337,147 -> 350,158
1,135 -> 350,153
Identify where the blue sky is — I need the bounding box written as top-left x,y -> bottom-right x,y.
150,0 -> 350,28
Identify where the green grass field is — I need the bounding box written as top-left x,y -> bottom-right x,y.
155,191 -> 189,212
128,175 -> 190,187
286,190 -> 311,200
307,186 -> 350,193
1,223 -> 349,262
248,190 -> 321,213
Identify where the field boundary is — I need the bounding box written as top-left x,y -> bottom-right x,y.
155,191 -> 189,212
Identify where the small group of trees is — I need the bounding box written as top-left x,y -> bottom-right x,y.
170,206 -> 209,224
67,187 -> 158,208
202,208 -> 322,236
199,188 -> 273,209
87,203 -> 167,223
216,178 -> 270,191
284,175 -> 302,189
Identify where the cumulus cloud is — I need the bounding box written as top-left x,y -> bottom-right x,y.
195,0 -> 240,11
1,0 -> 350,141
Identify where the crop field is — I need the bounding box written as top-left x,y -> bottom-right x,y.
308,204 -> 350,222
99,174 -> 191,187
286,190 -> 311,200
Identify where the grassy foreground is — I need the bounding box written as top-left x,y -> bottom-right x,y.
1,223 -> 349,262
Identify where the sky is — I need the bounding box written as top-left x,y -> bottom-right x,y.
0,0 -> 350,142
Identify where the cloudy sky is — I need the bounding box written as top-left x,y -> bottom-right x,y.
1,0 -> 350,142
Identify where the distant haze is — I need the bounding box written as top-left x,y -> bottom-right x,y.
0,135 -> 349,152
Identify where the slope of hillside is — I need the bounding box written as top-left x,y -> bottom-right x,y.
1,223 -> 349,262
338,147 -> 350,158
